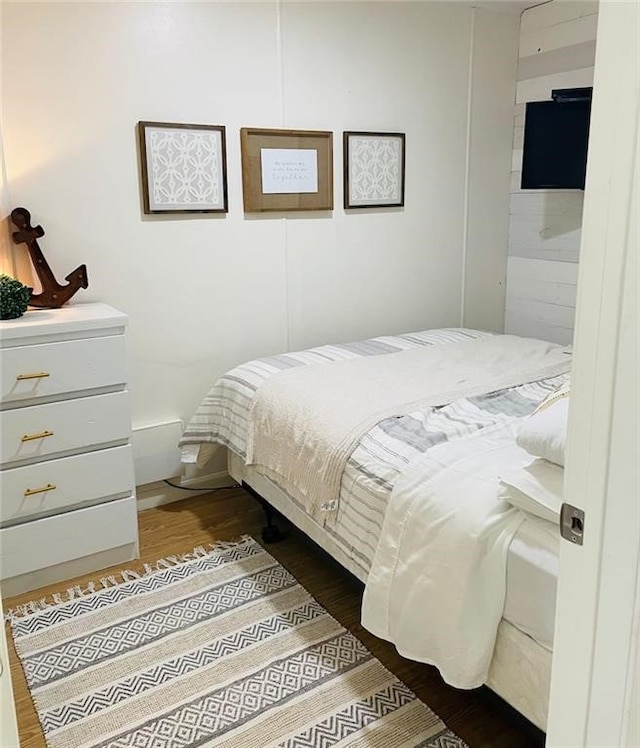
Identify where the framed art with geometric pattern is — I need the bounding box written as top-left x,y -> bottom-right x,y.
343,131 -> 405,209
137,121 -> 228,214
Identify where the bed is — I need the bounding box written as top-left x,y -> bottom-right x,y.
179,327 -> 571,731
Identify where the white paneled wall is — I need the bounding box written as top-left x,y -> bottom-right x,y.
2,3 -> 520,482
463,10 -> 519,333
506,0 -> 598,345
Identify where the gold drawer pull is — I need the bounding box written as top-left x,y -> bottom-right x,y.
16,372 -> 50,381
21,430 -> 54,442
24,484 -> 56,497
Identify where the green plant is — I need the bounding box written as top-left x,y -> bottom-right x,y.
0,274 -> 32,319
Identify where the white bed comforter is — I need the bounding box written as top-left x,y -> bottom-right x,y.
361,420 -> 538,689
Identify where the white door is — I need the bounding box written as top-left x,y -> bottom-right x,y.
546,2 -> 639,746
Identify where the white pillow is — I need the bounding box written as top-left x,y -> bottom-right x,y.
516,387 -> 570,466
499,457 -> 564,524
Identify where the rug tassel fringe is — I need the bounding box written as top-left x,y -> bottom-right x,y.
4,536 -> 252,622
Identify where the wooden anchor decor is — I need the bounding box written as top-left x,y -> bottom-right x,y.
10,207 -> 88,308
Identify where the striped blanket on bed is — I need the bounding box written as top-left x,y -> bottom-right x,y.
180,328 -> 569,578
180,328 -> 491,459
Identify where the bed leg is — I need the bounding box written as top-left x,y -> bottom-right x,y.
242,482 -> 287,543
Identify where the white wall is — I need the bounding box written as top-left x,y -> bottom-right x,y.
2,2 -> 518,481
628,639 -> 640,747
0,17 -> 31,284
505,0 -> 598,345
463,9 -> 519,332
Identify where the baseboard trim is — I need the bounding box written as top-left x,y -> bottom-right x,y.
136,471 -> 235,512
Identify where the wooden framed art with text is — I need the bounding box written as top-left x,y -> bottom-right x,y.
240,127 -> 333,212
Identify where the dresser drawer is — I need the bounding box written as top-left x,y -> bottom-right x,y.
0,391 -> 131,467
1,334 -> 127,406
0,445 -> 134,527
0,496 -> 138,580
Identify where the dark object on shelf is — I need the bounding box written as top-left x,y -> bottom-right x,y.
521,87 -> 592,190
10,207 -> 88,308
0,274 -> 32,319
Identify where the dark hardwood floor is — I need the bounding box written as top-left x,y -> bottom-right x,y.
4,488 -> 546,748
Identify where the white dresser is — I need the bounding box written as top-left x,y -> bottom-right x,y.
0,303 -> 139,597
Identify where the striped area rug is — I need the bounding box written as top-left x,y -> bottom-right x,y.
8,537 -> 468,748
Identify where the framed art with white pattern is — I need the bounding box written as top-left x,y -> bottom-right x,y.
343,131 -> 405,209
138,121 -> 228,214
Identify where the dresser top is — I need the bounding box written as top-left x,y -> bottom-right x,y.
0,302 -> 127,344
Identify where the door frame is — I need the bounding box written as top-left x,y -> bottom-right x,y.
546,2 -> 639,746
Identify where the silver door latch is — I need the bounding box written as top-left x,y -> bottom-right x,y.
560,503 -> 585,546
